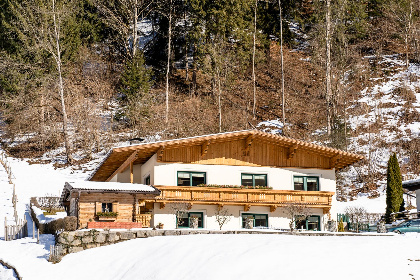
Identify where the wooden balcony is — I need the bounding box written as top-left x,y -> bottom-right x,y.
135,214 -> 152,228
150,186 -> 334,212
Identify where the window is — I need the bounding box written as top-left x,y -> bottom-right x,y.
144,175 -> 150,185
295,215 -> 320,231
241,214 -> 268,228
178,212 -> 204,228
293,176 -> 319,191
241,174 -> 267,187
177,171 -> 206,186
102,203 -> 113,212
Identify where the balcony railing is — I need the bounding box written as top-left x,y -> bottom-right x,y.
135,214 -> 152,227
152,186 -> 333,208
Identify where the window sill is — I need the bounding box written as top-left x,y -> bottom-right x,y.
97,216 -> 117,221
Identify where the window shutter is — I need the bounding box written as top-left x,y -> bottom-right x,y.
95,202 -> 102,214
112,202 -> 119,213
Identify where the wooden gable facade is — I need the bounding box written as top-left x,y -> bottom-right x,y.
90,130 -> 364,182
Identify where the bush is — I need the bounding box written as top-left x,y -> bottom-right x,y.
338,219 -> 345,232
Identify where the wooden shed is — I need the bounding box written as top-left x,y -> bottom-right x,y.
60,181 -> 160,229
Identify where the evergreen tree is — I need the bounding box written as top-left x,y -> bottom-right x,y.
385,153 -> 403,223
119,52 -> 152,100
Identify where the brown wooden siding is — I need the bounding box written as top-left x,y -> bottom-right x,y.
73,193 -> 154,228
160,139 -> 332,169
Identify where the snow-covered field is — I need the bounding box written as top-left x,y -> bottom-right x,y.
0,232 -> 419,280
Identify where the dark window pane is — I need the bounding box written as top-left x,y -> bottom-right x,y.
189,213 -> 203,228
102,203 -> 112,212
178,212 -> 189,227
177,172 -> 191,186
254,175 -> 267,187
294,177 -> 304,190
242,174 -> 253,186
191,173 -> 206,186
307,216 -> 319,230
144,175 -> 150,185
307,178 -> 318,191
242,214 -> 254,228
254,215 -> 267,227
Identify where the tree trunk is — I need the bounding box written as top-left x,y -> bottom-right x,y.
53,0 -> 72,164
165,0 -> 173,124
252,0 -> 257,120
278,0 -> 285,135
326,0 -> 332,136
217,69 -> 222,133
132,0 -> 138,58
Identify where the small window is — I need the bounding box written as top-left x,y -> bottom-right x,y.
177,171 -> 206,186
241,174 -> 267,187
241,213 -> 268,228
178,212 -> 204,228
293,176 -> 319,191
295,215 -> 320,231
144,175 -> 150,185
102,203 -> 112,212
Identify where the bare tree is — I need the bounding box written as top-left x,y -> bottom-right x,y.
278,0 -> 286,134
345,206 -> 367,233
252,0 -> 258,120
283,203 -> 311,231
169,203 -> 189,228
325,0 -> 332,136
11,0 -> 75,162
215,207 -> 232,230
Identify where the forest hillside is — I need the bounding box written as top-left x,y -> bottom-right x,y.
1,0 -> 420,201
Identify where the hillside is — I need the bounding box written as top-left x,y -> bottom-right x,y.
1,1 -> 420,204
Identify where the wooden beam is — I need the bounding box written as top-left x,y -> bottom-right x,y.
105,150 -> 138,182
156,146 -> 166,162
217,204 -> 224,211
130,162 -> 134,183
200,141 -> 211,159
287,145 -> 298,160
270,205 -> 277,212
244,204 -> 251,212
330,155 -> 341,169
160,202 -> 166,209
243,135 -> 254,156
187,203 -> 193,210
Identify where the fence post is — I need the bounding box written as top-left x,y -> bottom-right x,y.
4,217 -> 7,241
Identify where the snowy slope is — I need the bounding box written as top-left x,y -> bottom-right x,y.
0,233 -> 419,280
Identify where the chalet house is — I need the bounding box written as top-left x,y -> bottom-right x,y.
83,130 -> 363,231
60,181 -> 160,228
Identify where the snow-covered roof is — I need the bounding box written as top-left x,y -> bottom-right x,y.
63,181 -> 160,194
402,178 -> 420,191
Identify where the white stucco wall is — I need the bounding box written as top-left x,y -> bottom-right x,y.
152,203 -> 327,231
417,190 -> 420,212
152,163 -> 335,191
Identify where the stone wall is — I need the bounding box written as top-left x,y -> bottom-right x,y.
55,229 -> 392,257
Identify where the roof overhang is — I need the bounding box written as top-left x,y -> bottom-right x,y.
89,130 -> 365,182
403,179 -> 420,191
59,181 -> 161,204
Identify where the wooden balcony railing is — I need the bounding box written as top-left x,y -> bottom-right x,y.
135,214 -> 152,227
151,186 -> 334,210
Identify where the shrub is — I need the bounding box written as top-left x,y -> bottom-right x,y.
338,219 -> 345,232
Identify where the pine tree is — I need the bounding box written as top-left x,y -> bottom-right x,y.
385,153 -> 403,223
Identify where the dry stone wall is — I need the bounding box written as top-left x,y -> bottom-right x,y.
56,229 -> 392,256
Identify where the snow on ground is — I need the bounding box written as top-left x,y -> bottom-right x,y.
0,233 -> 419,280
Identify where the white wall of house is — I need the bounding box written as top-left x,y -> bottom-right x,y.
152,163 -> 335,191
152,203 -> 327,231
